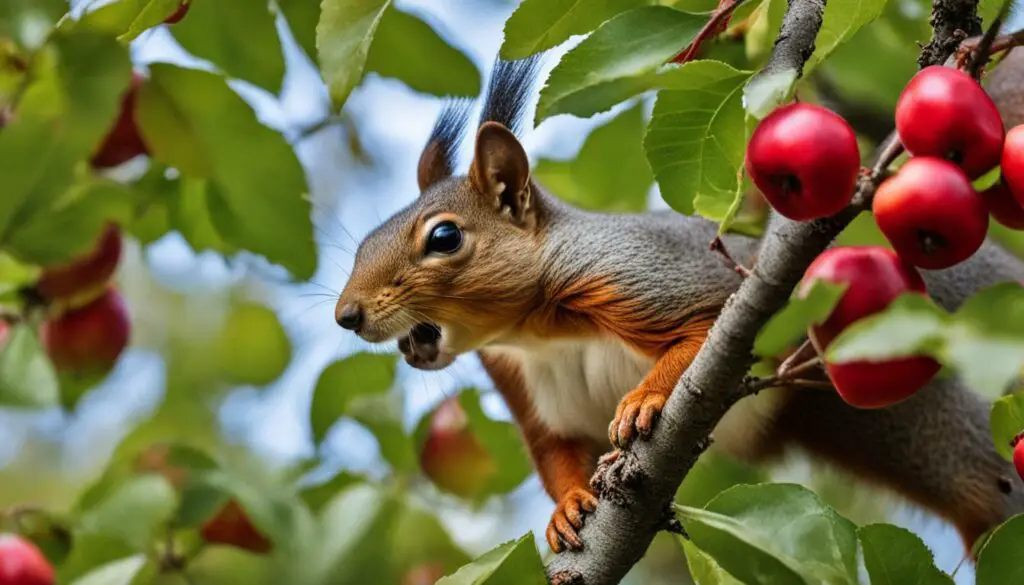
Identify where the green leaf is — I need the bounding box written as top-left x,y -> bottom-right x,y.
77,475 -> 179,551
364,6 -> 480,97
535,6 -> 706,124
136,64 -> 317,279
299,471 -> 362,513
0,253 -> 39,298
681,539 -> 744,585
216,302 -> 292,386
535,103 -> 653,212
858,524 -> 954,585
834,211 -> 890,248
276,0 -> 320,64
57,533 -> 137,585
437,534 -> 547,585
644,60 -> 753,217
0,324 -> 60,408
499,0 -> 650,60
69,555 -> 152,585
676,483 -> 859,585
457,390 -> 532,498
120,0 -> 187,41
312,483 -> 401,584
990,394 -> 1024,461
976,514 -> 1024,585
827,294 -> 948,362
317,0 -> 391,109
0,0 -> 67,48
806,0 -> 888,71
743,68 -> 798,120
676,450 -> 768,508
170,0 -> 286,94
754,281 -> 848,358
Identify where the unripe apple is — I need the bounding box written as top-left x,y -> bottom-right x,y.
895,66 -> 1004,178
0,534 -> 54,585
199,499 -> 272,554
745,103 -> 861,221
90,73 -> 148,169
980,180 -> 1024,230
1014,434 -> 1024,482
164,1 -> 190,24
40,287 -> 130,376
419,398 -> 497,499
800,246 -> 940,408
872,157 -> 988,270
35,224 -> 122,302
1001,124 -> 1024,206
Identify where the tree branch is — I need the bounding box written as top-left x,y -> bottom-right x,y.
546,0 -> 984,582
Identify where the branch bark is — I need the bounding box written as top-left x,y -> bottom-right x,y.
545,0 -> 981,583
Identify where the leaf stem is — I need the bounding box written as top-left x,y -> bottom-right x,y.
670,0 -> 743,64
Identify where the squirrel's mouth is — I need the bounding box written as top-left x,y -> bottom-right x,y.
398,322 -> 454,371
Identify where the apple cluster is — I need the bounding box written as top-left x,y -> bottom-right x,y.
746,65 -> 1024,410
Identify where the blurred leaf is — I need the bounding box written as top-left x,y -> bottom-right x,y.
313,483 -> 402,584
499,0 -> 650,60
78,475 -> 179,551
535,103 -> 653,212
69,554 -> 152,585
834,211 -> 890,248
0,0 -> 67,48
187,545 -> 277,585
858,523 -> 953,585
170,0 -> 285,94
535,6 -> 705,123
976,514 -> 1024,585
978,0 -> 1009,27
167,179 -> 237,255
365,6 -> 480,97
0,323 -> 60,408
745,0 -> 786,62
753,281 -> 847,357
137,64 -> 317,279
0,30 -> 131,239
58,533 -> 137,585
391,502 -> 472,578
318,0 -> 391,109
276,0 -> 320,63
299,471 -> 362,513
676,483 -> 859,585
310,352 -> 398,444
806,0 -> 888,70
990,394 -> 1024,461
644,60 -> 753,218
437,534 -> 547,585
4,180 -> 134,266
744,68 -> 798,120
676,450 -> 768,508
125,165 -> 176,245
457,390 -> 532,498
681,538 -> 743,585
830,284 -> 1024,397
216,302 -> 292,386
0,253 -> 39,297
121,0 -> 186,41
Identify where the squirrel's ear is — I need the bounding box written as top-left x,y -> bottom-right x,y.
470,121 -> 532,223
417,140 -> 449,192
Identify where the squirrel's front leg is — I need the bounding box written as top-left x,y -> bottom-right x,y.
610,319 -> 712,448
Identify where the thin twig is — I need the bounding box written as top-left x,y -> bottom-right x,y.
670,0 -> 743,63
710,236 -> 751,277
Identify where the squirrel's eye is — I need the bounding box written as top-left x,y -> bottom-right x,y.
426,221 -> 463,255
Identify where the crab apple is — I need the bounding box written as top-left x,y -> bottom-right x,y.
1002,125 -> 1024,206
401,564 -> 446,585
1014,435 -> 1024,482
200,499 -> 272,554
745,103 -> 861,221
419,397 -> 497,499
872,157 -> 988,270
981,180 -> 1024,230
35,224 -> 123,302
0,534 -> 54,585
164,1 -> 190,23
895,66 -> 1004,178
800,246 -> 941,408
90,72 -> 148,169
40,287 -> 130,376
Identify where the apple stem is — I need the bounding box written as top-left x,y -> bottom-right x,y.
744,354 -> 824,395
710,236 -> 751,277
669,0 -> 743,64
1011,431 -> 1024,449
776,339 -> 817,377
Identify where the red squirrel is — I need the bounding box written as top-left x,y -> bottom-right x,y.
335,54 -> 1024,555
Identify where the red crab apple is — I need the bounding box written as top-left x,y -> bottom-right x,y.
1001,124 -> 1024,206
419,397 -> 497,499
1014,435 -> 1024,482
200,499 -> 272,554
745,103 -> 861,221
90,72 -> 148,169
895,65 -> 1005,178
164,1 -> 190,24
872,157 -> 988,270
800,246 -> 941,408
981,180 -> 1024,230
0,534 -> 54,585
35,224 -> 123,302
40,287 -> 130,376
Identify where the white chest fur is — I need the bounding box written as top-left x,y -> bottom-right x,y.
489,337 -> 655,444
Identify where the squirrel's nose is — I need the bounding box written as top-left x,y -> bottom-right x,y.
336,303 -> 364,331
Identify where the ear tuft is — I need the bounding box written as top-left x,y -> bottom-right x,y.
469,121 -> 532,223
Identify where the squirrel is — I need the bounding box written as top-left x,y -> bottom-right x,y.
334,53 -> 1024,556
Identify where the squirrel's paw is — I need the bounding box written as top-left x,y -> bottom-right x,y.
546,487 -> 598,553
609,389 -> 667,448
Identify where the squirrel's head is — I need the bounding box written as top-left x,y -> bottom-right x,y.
335,119 -> 545,369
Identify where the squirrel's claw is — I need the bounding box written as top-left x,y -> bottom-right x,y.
609,389 -> 668,448
546,487 -> 598,553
